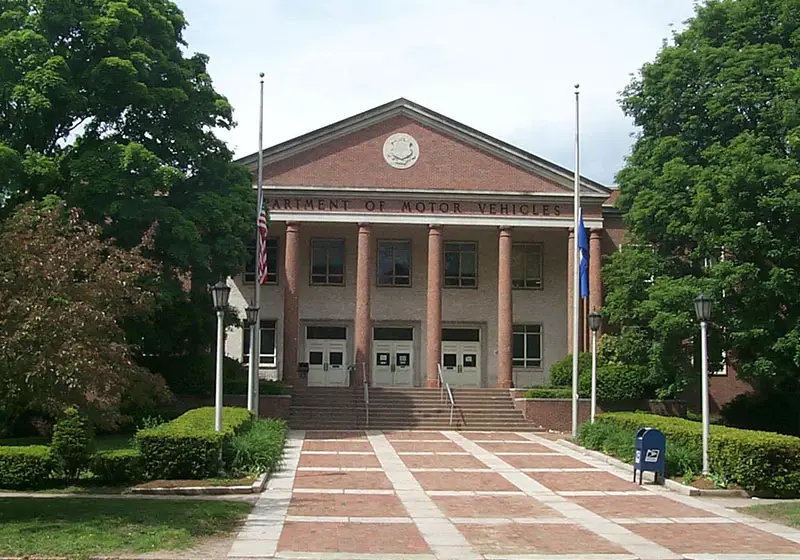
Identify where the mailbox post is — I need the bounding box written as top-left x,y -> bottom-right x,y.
633,427 -> 666,484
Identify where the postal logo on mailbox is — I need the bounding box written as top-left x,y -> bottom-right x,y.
645,449 -> 660,463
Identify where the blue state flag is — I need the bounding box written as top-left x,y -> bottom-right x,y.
578,209 -> 589,298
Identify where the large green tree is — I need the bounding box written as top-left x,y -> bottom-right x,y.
607,0 -> 800,397
0,0 -> 253,357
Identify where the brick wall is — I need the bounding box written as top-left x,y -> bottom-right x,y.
513,397 -> 687,432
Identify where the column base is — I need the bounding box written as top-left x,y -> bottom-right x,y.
496,380 -> 514,389
424,378 -> 439,389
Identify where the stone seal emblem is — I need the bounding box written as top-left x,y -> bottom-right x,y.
383,133 -> 419,169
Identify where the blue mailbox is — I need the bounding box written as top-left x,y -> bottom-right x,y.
633,427 -> 666,485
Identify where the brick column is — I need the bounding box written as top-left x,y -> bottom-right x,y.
497,226 -> 514,388
282,222 -> 301,387
589,229 -> 603,337
425,225 -> 443,388
354,223 -> 373,386
567,228 -> 575,353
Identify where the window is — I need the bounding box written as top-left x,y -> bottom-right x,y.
244,239 -> 279,284
311,239 -> 345,285
377,241 -> 411,286
513,324 -> 542,368
512,243 -> 543,289
243,320 -> 277,367
444,242 -> 477,287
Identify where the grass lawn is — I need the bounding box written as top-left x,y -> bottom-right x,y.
0,497 -> 252,559
744,502 -> 800,529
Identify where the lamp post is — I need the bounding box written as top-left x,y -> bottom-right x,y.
245,303 -> 260,414
588,311 -> 602,423
211,280 -> 231,432
694,293 -> 713,475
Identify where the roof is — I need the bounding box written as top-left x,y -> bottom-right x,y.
237,98 -> 612,197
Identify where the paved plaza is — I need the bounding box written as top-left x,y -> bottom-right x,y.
228,430 -> 800,560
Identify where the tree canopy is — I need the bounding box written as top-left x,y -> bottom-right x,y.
0,199 -> 169,429
606,0 -> 800,395
0,0 -> 254,357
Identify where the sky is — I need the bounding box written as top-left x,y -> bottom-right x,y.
180,0 -> 699,187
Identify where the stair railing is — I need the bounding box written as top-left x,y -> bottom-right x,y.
437,363 -> 456,427
362,363 -> 369,429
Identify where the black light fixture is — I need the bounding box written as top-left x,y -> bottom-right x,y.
588,312 -> 602,332
694,293 -> 713,322
245,303 -> 259,326
211,280 -> 231,312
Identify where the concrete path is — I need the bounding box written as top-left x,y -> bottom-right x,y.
228,430 -> 800,559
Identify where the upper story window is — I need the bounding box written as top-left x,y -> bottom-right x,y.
444,242 -> 477,288
311,239 -> 345,285
512,243 -> 543,289
377,240 -> 411,286
244,238 -> 279,284
513,324 -> 542,368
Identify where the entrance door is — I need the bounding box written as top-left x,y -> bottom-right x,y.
372,327 -> 414,387
306,326 -> 348,387
441,328 -> 481,387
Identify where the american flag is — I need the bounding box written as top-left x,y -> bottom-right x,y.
257,198 -> 270,285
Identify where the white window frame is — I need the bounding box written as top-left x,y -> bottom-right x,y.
243,319 -> 277,367
512,324 -> 543,369
512,243 -> 543,290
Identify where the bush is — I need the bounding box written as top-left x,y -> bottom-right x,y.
583,363 -> 649,402
136,407 -> 252,480
721,390 -> 800,437
51,407 -> 93,481
142,355 -> 246,397
550,353 -> 592,387
582,412 -> 800,497
259,380 -> 285,395
230,419 -> 287,476
0,446 -> 55,489
523,387 -> 572,399
90,449 -> 143,483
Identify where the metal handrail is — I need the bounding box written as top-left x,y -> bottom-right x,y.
362,363 -> 369,428
437,363 -> 456,426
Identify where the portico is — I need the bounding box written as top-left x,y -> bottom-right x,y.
225,98 -> 619,389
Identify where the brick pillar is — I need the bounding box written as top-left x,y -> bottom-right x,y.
497,226 -> 514,388
425,224 -> 443,388
589,229 -> 603,337
354,223 -> 373,386
282,222 -> 301,387
567,228 -> 575,353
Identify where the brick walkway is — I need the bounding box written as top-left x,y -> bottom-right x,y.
229,430 -> 800,559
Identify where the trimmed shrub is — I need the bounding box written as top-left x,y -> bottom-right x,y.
90,449 -> 143,484
523,387 -> 572,399
582,412 -> 800,497
142,355 -> 246,397
721,390 -> 800,437
550,353 -> 592,387
136,407 -> 252,480
51,407 -> 93,481
582,363 -> 649,402
259,380 -> 285,395
230,419 -> 287,476
0,446 -> 55,489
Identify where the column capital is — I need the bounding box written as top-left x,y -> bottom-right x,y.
498,225 -> 513,234
589,228 -> 603,240
286,221 -> 300,232
357,222 -> 372,229
428,224 -> 443,233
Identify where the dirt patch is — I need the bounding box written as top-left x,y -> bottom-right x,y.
135,478 -> 254,489
673,475 -> 743,491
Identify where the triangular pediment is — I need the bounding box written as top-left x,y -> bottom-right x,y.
238,98 -> 610,197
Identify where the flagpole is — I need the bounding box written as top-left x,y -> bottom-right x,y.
249,72 -> 265,416
571,84 -> 581,438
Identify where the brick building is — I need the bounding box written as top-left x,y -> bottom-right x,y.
223,98 -> 633,392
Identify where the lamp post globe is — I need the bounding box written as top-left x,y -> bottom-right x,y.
694,293 -> 713,322
588,312 -> 602,333
588,311 -> 602,424
245,304 -> 259,326
211,280 -> 231,312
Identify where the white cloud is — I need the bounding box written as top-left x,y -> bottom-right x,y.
181,0 -> 697,184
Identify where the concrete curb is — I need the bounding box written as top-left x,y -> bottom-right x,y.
556,438 -> 750,498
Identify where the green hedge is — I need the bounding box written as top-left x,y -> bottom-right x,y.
582,412 -> 800,497
230,419 -> 287,476
523,387 -> 572,399
0,446 -> 55,489
136,407 -> 253,480
90,449 -> 143,484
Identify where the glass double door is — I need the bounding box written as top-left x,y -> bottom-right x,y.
306,326 -> 348,387
372,327 -> 414,387
441,328 -> 481,387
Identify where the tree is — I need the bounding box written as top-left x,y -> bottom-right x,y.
0,198 -> 169,429
607,0 -> 800,395
0,0 -> 254,358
